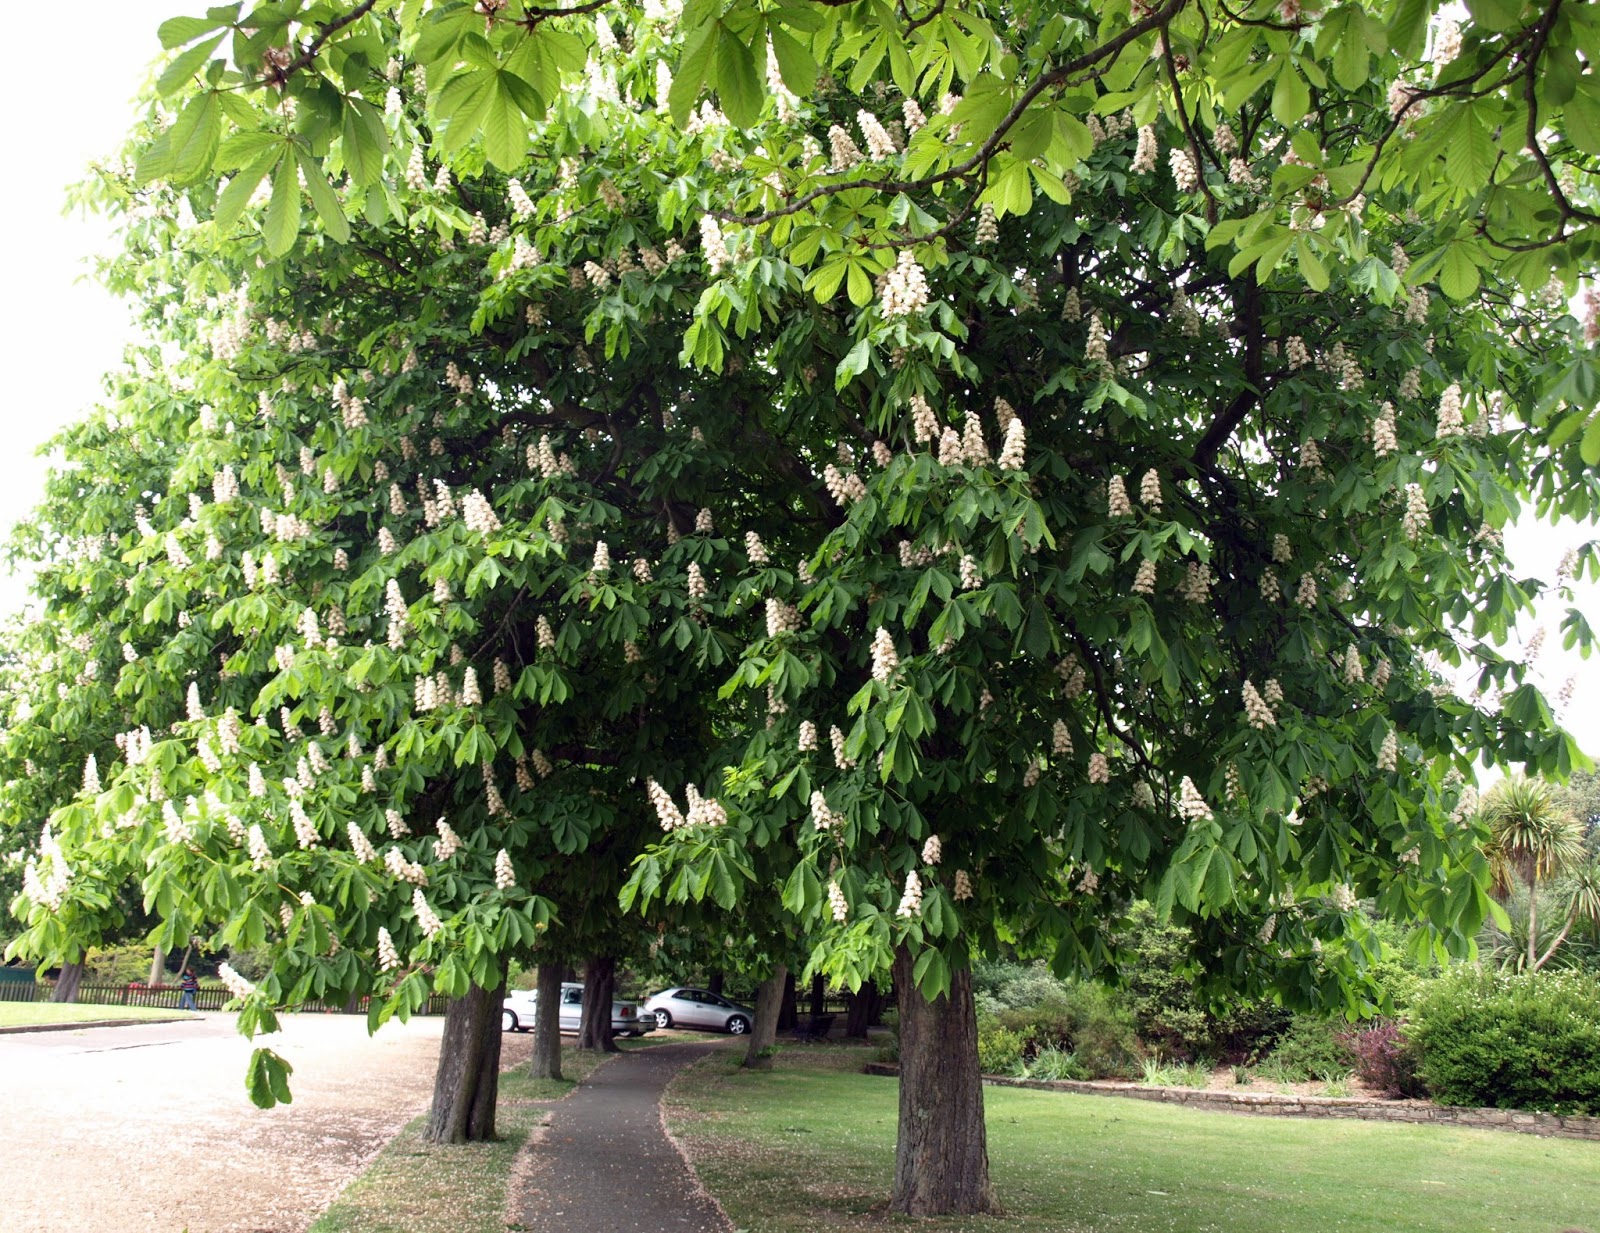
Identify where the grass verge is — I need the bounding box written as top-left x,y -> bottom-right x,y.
0,1002 -> 193,1027
309,1037 -> 663,1233
664,1044 -> 1600,1233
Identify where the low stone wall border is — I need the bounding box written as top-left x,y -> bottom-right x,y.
860,1062 -> 1600,1142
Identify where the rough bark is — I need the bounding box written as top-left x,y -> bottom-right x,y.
576,955 -> 618,1052
530,964 -> 563,1080
809,971 -> 828,1017
51,961 -> 84,1004
742,964 -> 787,1070
707,971 -> 725,997
890,946 -> 996,1216
844,980 -> 885,1038
148,946 -> 166,987
424,977 -> 505,1144
777,969 -> 798,1031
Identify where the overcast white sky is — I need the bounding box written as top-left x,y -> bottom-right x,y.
0,2 -> 1595,770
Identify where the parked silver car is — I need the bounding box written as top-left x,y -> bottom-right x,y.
642,987 -> 754,1034
501,981 -> 654,1036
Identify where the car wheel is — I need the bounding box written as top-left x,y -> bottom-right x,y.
727,1015 -> 750,1035
502,1010 -> 518,1033
654,1009 -> 673,1029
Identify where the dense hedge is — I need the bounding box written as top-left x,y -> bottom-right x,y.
1408,970 -> 1600,1115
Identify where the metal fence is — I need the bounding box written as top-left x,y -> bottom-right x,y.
0,979 -> 449,1015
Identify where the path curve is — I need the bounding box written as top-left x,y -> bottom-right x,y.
513,1043 -> 732,1233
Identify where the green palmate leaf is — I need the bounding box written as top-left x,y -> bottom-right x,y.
156,32 -> 226,98
296,150 -> 350,244
481,76 -> 530,171
1439,243 -> 1482,299
245,1047 -> 294,1109
213,150 -> 278,232
1272,62 -> 1311,126
1581,414 -> 1600,467
158,10 -> 235,49
713,23 -> 763,129
263,150 -> 302,256
139,91 -> 222,185
768,26 -> 817,97
340,100 -> 388,188
670,21 -> 720,125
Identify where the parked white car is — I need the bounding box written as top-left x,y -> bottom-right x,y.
642,987 -> 754,1035
501,981 -> 654,1036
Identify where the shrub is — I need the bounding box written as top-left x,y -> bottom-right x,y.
994,984 -> 1143,1078
1024,1045 -> 1088,1082
1408,969 -> 1600,1114
977,1025 -> 1026,1075
1257,1014 -> 1356,1082
1341,1018 -> 1426,1098
1140,1056 -> 1212,1088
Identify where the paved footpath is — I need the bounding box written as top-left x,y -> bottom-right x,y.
516,1042 -> 732,1233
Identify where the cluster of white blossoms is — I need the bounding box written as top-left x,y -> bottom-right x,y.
247,823 -> 273,870
1085,313 -> 1110,368
347,822 -> 378,864
462,489 -> 502,534
1178,561 -> 1213,604
744,530 -> 769,565
828,878 -> 849,923
919,834 -> 942,866
909,393 -> 940,443
831,724 -> 856,769
1372,401 -> 1398,455
975,202 -> 998,245
491,848 -> 516,891
1372,658 -> 1392,690
881,250 -> 930,318
870,627 -> 900,682
218,963 -> 256,1000
537,615 -> 557,650
996,418 -> 1027,471
291,798 -> 320,849
687,562 -> 709,601
1377,728 -> 1399,771
82,755 -> 101,795
947,869 -> 971,902
1339,644 -> 1364,685
1108,475 -> 1133,517
683,784 -> 729,827
896,869 -> 924,918
384,846 -> 428,885
828,123 -> 864,167
1435,384 -> 1464,438
798,719 -> 818,752
385,808 -> 409,838
1133,559 -> 1158,595
822,463 -> 868,505
1049,719 -> 1074,756
1139,469 -> 1163,509
531,748 -> 554,778
1083,751 -> 1111,784
1402,483 -> 1429,541
213,464 -> 240,504
961,413 -> 990,465
434,818 -> 463,860
857,109 -> 899,159
377,926 -> 402,971
412,887 -> 444,939
1130,125 -> 1158,174
1295,572 -> 1319,607
22,825 -> 71,911
1299,438 -> 1324,477
810,790 -> 845,832
647,778 -> 687,831
1328,883 -> 1358,914
1023,758 -> 1042,788
698,215 -> 731,275
1285,336 -> 1311,369
1242,680 -> 1276,729
766,598 -> 802,638
959,554 -> 983,590
1169,147 -> 1199,192
1057,655 -> 1087,699
1177,776 -> 1213,822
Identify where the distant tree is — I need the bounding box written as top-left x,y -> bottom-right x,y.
1482,776 -> 1600,971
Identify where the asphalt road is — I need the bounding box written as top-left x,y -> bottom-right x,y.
0,1012 -> 446,1233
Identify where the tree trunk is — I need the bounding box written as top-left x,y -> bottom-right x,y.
530,965 -> 563,1080
809,971 -> 827,1017
51,961 -> 84,1004
777,969 -> 798,1031
708,971 -> 725,997
890,946 -> 996,1216
576,955 -> 618,1052
424,977 -> 505,1144
1526,882 -> 1539,972
148,945 -> 166,987
742,964 -> 787,1070
844,980 -> 884,1038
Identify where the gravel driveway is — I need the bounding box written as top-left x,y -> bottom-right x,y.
0,1012 -> 455,1233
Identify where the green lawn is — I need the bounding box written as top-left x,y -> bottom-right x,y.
664,1046 -> 1600,1233
0,1002 -> 195,1028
